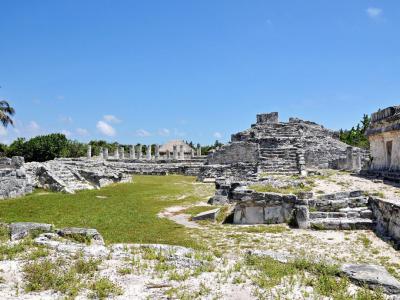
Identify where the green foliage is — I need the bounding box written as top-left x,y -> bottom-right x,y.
7,134 -> 70,162
0,240 -> 32,260
339,114 -> 371,149
74,258 -> 101,276
23,259 -> 81,297
0,224 -> 9,242
89,277 -> 122,299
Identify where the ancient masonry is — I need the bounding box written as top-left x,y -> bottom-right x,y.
206,112 -> 368,176
365,105 -> 400,181
0,156 -> 33,199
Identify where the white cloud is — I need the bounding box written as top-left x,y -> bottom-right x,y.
158,128 -> 170,136
56,95 -> 65,101
76,128 -> 89,136
61,129 -> 71,137
103,115 -> 121,123
213,132 -> 222,138
135,129 -> 151,137
366,7 -> 383,19
59,116 -> 73,124
27,121 -> 40,132
173,128 -> 186,137
97,121 -> 116,136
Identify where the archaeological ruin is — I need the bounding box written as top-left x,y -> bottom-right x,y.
366,105 -> 400,181
2,110 -> 400,298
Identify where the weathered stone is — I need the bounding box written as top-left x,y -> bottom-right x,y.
295,205 -> 310,229
35,233 -> 109,258
233,191 -> 296,224
192,208 -> 220,222
0,157 -> 33,199
57,227 -> 105,245
246,249 -> 293,263
10,222 -> 52,240
87,145 -> 92,159
205,112 -> 369,177
341,264 -> 400,294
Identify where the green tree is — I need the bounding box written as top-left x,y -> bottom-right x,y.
339,114 -> 371,149
0,100 -> 15,127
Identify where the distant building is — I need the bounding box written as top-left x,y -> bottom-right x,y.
159,140 -> 194,160
366,106 -> 400,171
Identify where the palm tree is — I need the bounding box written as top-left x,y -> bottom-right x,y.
0,101 -> 15,127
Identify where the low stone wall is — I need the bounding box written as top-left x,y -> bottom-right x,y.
0,157 -> 33,199
230,189 -> 297,224
369,197 -> 400,247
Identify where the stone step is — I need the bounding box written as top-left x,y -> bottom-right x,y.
310,218 -> 373,230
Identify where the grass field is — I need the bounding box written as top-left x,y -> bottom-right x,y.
0,175 -> 214,248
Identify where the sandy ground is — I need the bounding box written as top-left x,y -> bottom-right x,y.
311,171 -> 400,201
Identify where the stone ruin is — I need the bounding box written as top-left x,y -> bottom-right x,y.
206,112 -> 368,178
0,156 -> 33,199
365,105 -> 400,181
0,115 -> 372,198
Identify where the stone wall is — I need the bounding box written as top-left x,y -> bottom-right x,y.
230,189 -> 296,224
207,142 -> 259,165
0,157 -> 33,199
369,197 -> 400,247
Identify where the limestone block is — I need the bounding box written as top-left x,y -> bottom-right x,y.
192,208 -> 220,222
10,222 -> 53,241
341,264 -> 400,294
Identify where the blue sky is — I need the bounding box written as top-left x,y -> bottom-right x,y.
0,1 -> 399,145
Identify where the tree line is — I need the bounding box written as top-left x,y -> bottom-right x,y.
339,114 -> 371,149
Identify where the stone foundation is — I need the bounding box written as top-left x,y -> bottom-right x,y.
0,157 -> 33,199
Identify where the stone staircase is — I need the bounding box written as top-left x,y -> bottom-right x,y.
259,147 -> 299,174
308,191 -> 373,230
42,161 -> 95,193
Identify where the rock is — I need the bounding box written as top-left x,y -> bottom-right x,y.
192,208 -> 220,222
295,205 -> 310,229
57,227 -> 105,245
341,264 -> 400,295
245,249 -> 293,263
35,233 -> 109,258
10,222 -> 53,240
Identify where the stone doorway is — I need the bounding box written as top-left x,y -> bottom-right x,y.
386,141 -> 393,168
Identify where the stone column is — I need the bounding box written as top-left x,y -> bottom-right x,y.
103,148 -> 109,160
114,147 -> 119,159
119,147 -> 124,159
87,145 -> 92,159
137,145 -> 142,160
129,145 -> 135,159
346,146 -> 353,170
191,149 -> 195,158
179,145 -> 184,160
166,150 -> 171,160
99,147 -> 104,159
173,145 -> 178,160
197,145 -> 201,156
155,144 -> 160,160
146,145 -> 152,160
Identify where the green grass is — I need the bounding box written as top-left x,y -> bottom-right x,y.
182,206 -> 215,217
238,225 -> 290,234
0,225 -> 9,242
0,175 -> 214,248
249,183 -> 312,195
